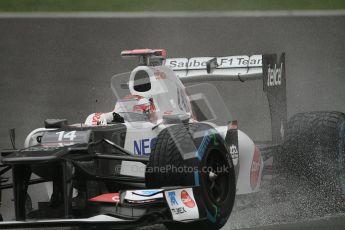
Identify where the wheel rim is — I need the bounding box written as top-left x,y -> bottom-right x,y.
203,149 -> 230,204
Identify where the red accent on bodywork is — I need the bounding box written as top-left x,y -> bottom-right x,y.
250,146 -> 262,190
122,48 -> 151,55
89,193 -> 120,203
121,49 -> 166,58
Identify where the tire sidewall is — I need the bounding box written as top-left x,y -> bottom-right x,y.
146,123 -> 236,229
189,125 -> 236,227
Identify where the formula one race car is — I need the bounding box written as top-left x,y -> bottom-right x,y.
1,48 -> 344,229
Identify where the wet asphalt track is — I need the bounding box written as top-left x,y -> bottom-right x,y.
0,12 -> 345,229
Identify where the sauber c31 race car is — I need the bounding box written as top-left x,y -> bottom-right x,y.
0,48 -> 301,229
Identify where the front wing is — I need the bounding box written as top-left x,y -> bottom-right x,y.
0,186 -> 207,229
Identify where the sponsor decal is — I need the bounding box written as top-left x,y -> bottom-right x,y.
125,189 -> 163,202
133,189 -> 163,196
218,56 -> 262,67
172,206 -> 187,215
229,144 -> 239,165
165,58 -> 189,70
92,112 -> 103,126
168,191 -> 179,206
133,137 -> 157,156
250,147 -> 262,190
165,188 -> 199,221
267,63 -> 283,87
167,58 -> 210,70
229,145 -> 238,156
181,190 -> 195,208
186,58 -> 208,69
166,55 -> 262,70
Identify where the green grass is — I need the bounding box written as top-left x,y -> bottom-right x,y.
0,0 -> 344,12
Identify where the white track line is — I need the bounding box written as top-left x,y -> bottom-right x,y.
0,10 -> 344,18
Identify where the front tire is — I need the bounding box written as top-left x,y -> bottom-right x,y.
145,123 -> 236,230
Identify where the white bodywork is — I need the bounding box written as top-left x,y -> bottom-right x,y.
25,55 -> 264,196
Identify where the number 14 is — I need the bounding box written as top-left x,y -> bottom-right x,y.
56,131 -> 77,141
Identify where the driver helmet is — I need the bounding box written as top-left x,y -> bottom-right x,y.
114,95 -> 157,122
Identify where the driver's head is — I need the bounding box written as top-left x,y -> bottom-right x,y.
114,95 -> 157,122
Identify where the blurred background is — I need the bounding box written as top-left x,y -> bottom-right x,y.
0,0 -> 344,148
0,0 -> 344,11
0,0 -> 344,229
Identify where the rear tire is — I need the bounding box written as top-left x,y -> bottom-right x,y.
145,123 -> 236,230
280,111 -> 345,202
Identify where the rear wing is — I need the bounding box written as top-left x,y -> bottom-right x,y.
165,55 -> 262,83
165,53 -> 287,144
